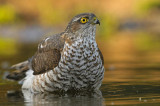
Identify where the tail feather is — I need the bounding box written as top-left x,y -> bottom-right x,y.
6,61 -> 29,81
11,61 -> 28,69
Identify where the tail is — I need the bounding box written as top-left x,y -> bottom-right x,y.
6,61 -> 29,81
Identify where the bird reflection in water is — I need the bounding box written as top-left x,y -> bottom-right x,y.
7,90 -> 104,106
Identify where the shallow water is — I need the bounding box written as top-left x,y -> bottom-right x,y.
0,40 -> 160,106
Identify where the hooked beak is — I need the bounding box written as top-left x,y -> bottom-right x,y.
95,19 -> 100,25
91,17 -> 100,25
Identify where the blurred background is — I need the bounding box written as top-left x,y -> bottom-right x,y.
0,0 -> 160,86
0,0 -> 160,105
0,0 -> 160,62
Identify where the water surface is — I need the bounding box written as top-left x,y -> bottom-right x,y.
0,40 -> 160,106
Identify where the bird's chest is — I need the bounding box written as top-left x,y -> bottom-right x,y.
60,38 -> 102,79
52,37 -> 104,90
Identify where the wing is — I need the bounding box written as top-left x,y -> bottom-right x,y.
31,33 -> 65,75
98,48 -> 104,65
6,33 -> 65,80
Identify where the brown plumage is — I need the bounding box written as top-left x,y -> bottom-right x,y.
32,33 -> 65,75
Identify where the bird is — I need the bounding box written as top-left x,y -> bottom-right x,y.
6,13 -> 105,93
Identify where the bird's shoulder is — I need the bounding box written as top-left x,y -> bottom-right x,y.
38,32 -> 65,52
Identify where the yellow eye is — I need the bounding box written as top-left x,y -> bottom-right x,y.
80,17 -> 88,23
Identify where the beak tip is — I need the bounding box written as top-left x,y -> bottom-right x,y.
96,20 -> 100,25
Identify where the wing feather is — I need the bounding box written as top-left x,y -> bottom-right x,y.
31,33 -> 65,75
98,48 -> 104,65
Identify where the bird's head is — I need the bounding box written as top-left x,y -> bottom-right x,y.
65,13 -> 100,39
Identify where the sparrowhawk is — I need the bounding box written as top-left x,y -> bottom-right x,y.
7,13 -> 105,93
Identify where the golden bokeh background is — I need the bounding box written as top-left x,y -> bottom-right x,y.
0,1 -> 160,105
0,0 -> 160,80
